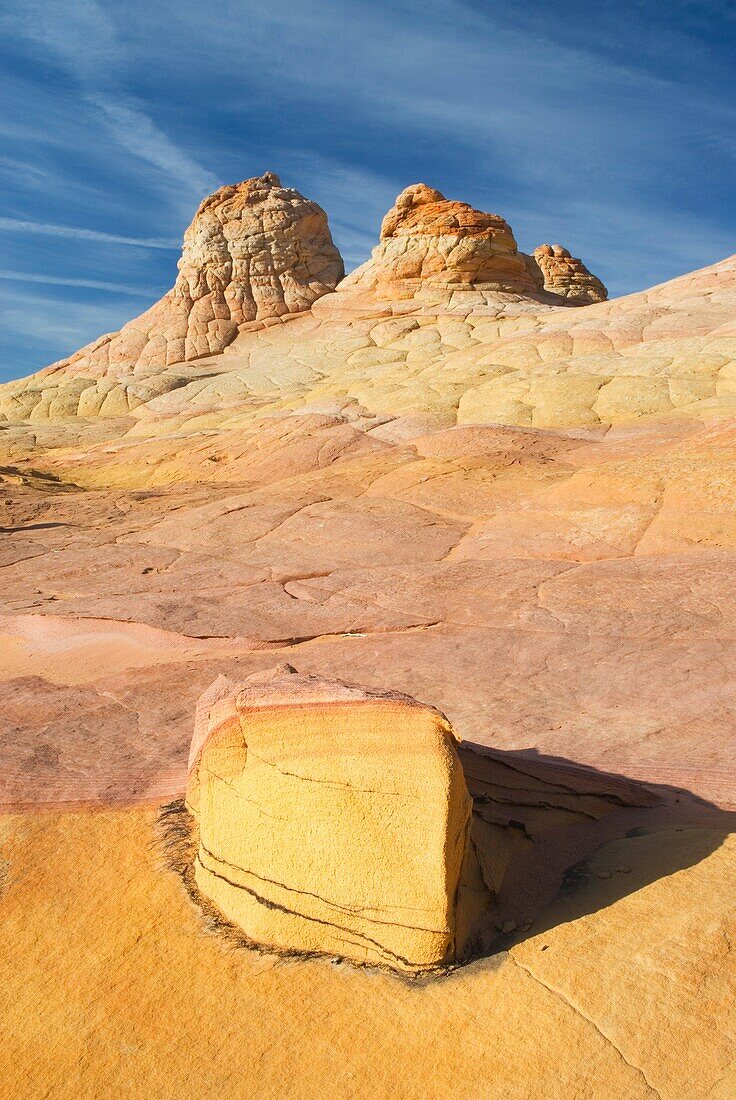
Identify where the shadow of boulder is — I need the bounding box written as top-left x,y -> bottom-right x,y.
456,743 -> 735,962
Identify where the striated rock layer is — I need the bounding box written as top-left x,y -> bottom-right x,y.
342,182 -> 540,300
181,666 -> 661,974
186,667 -> 474,971
340,182 -> 606,306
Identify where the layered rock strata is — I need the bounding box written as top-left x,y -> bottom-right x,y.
340,182 -> 542,299
181,666 -> 661,973
531,243 -> 608,303
338,183 -> 607,306
37,172 -> 344,384
186,667 -> 474,972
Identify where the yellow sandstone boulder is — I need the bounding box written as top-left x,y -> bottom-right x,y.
186,666 -> 473,972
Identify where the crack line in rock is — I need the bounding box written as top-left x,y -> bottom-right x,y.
510,955 -> 661,1097
197,840 -> 440,929
194,852 -> 435,969
243,748 -> 422,796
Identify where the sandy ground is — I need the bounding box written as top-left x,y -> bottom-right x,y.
1,807 -> 733,1099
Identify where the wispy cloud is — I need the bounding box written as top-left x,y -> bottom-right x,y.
2,0 -> 218,199
89,95 -> 219,197
0,288 -> 147,380
1,0 -> 122,78
0,270 -> 159,297
0,217 -> 179,250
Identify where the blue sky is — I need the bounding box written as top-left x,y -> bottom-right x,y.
1,0 -> 735,382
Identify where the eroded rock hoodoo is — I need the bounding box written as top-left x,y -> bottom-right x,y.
338,182 -> 607,306
340,182 -> 541,300
186,667 -> 474,972
46,172 -> 344,380
0,175 -> 610,422
531,243 -> 608,303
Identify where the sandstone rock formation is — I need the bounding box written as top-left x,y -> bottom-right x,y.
2,175 -> 736,1095
336,183 -> 607,308
531,243 -> 608,303
340,182 -> 542,300
19,173 -> 343,412
186,666 -> 473,971
0,179 -> 617,423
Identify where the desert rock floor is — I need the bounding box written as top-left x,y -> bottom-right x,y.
1,807 -> 734,1098
1,187 -> 735,1096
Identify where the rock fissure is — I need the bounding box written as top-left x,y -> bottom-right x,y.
197,841 -> 444,931
509,955 -> 662,1097
193,852 -> 424,969
242,747 -> 425,797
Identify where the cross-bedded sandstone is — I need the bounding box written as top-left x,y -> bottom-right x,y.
186,667 -> 474,972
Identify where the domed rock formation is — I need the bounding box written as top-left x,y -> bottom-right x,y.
173,172 -> 344,347
338,182 -> 539,301
340,182 -> 541,300
186,665 -> 474,972
530,243 -> 608,303
43,173 -> 344,380
335,183 -> 607,309
0,178 -> 612,422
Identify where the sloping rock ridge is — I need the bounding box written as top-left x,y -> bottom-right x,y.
0,173 -> 343,420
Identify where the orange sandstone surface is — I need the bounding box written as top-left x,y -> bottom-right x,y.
1,176 -> 735,1097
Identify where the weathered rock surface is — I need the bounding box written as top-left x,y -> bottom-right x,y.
341,182 -> 542,300
531,243 -> 608,303
182,667 -> 659,973
11,180 -> 736,434
2,227 -> 727,435
186,667 -> 473,971
1,177 -> 736,1094
0,173 -> 343,421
